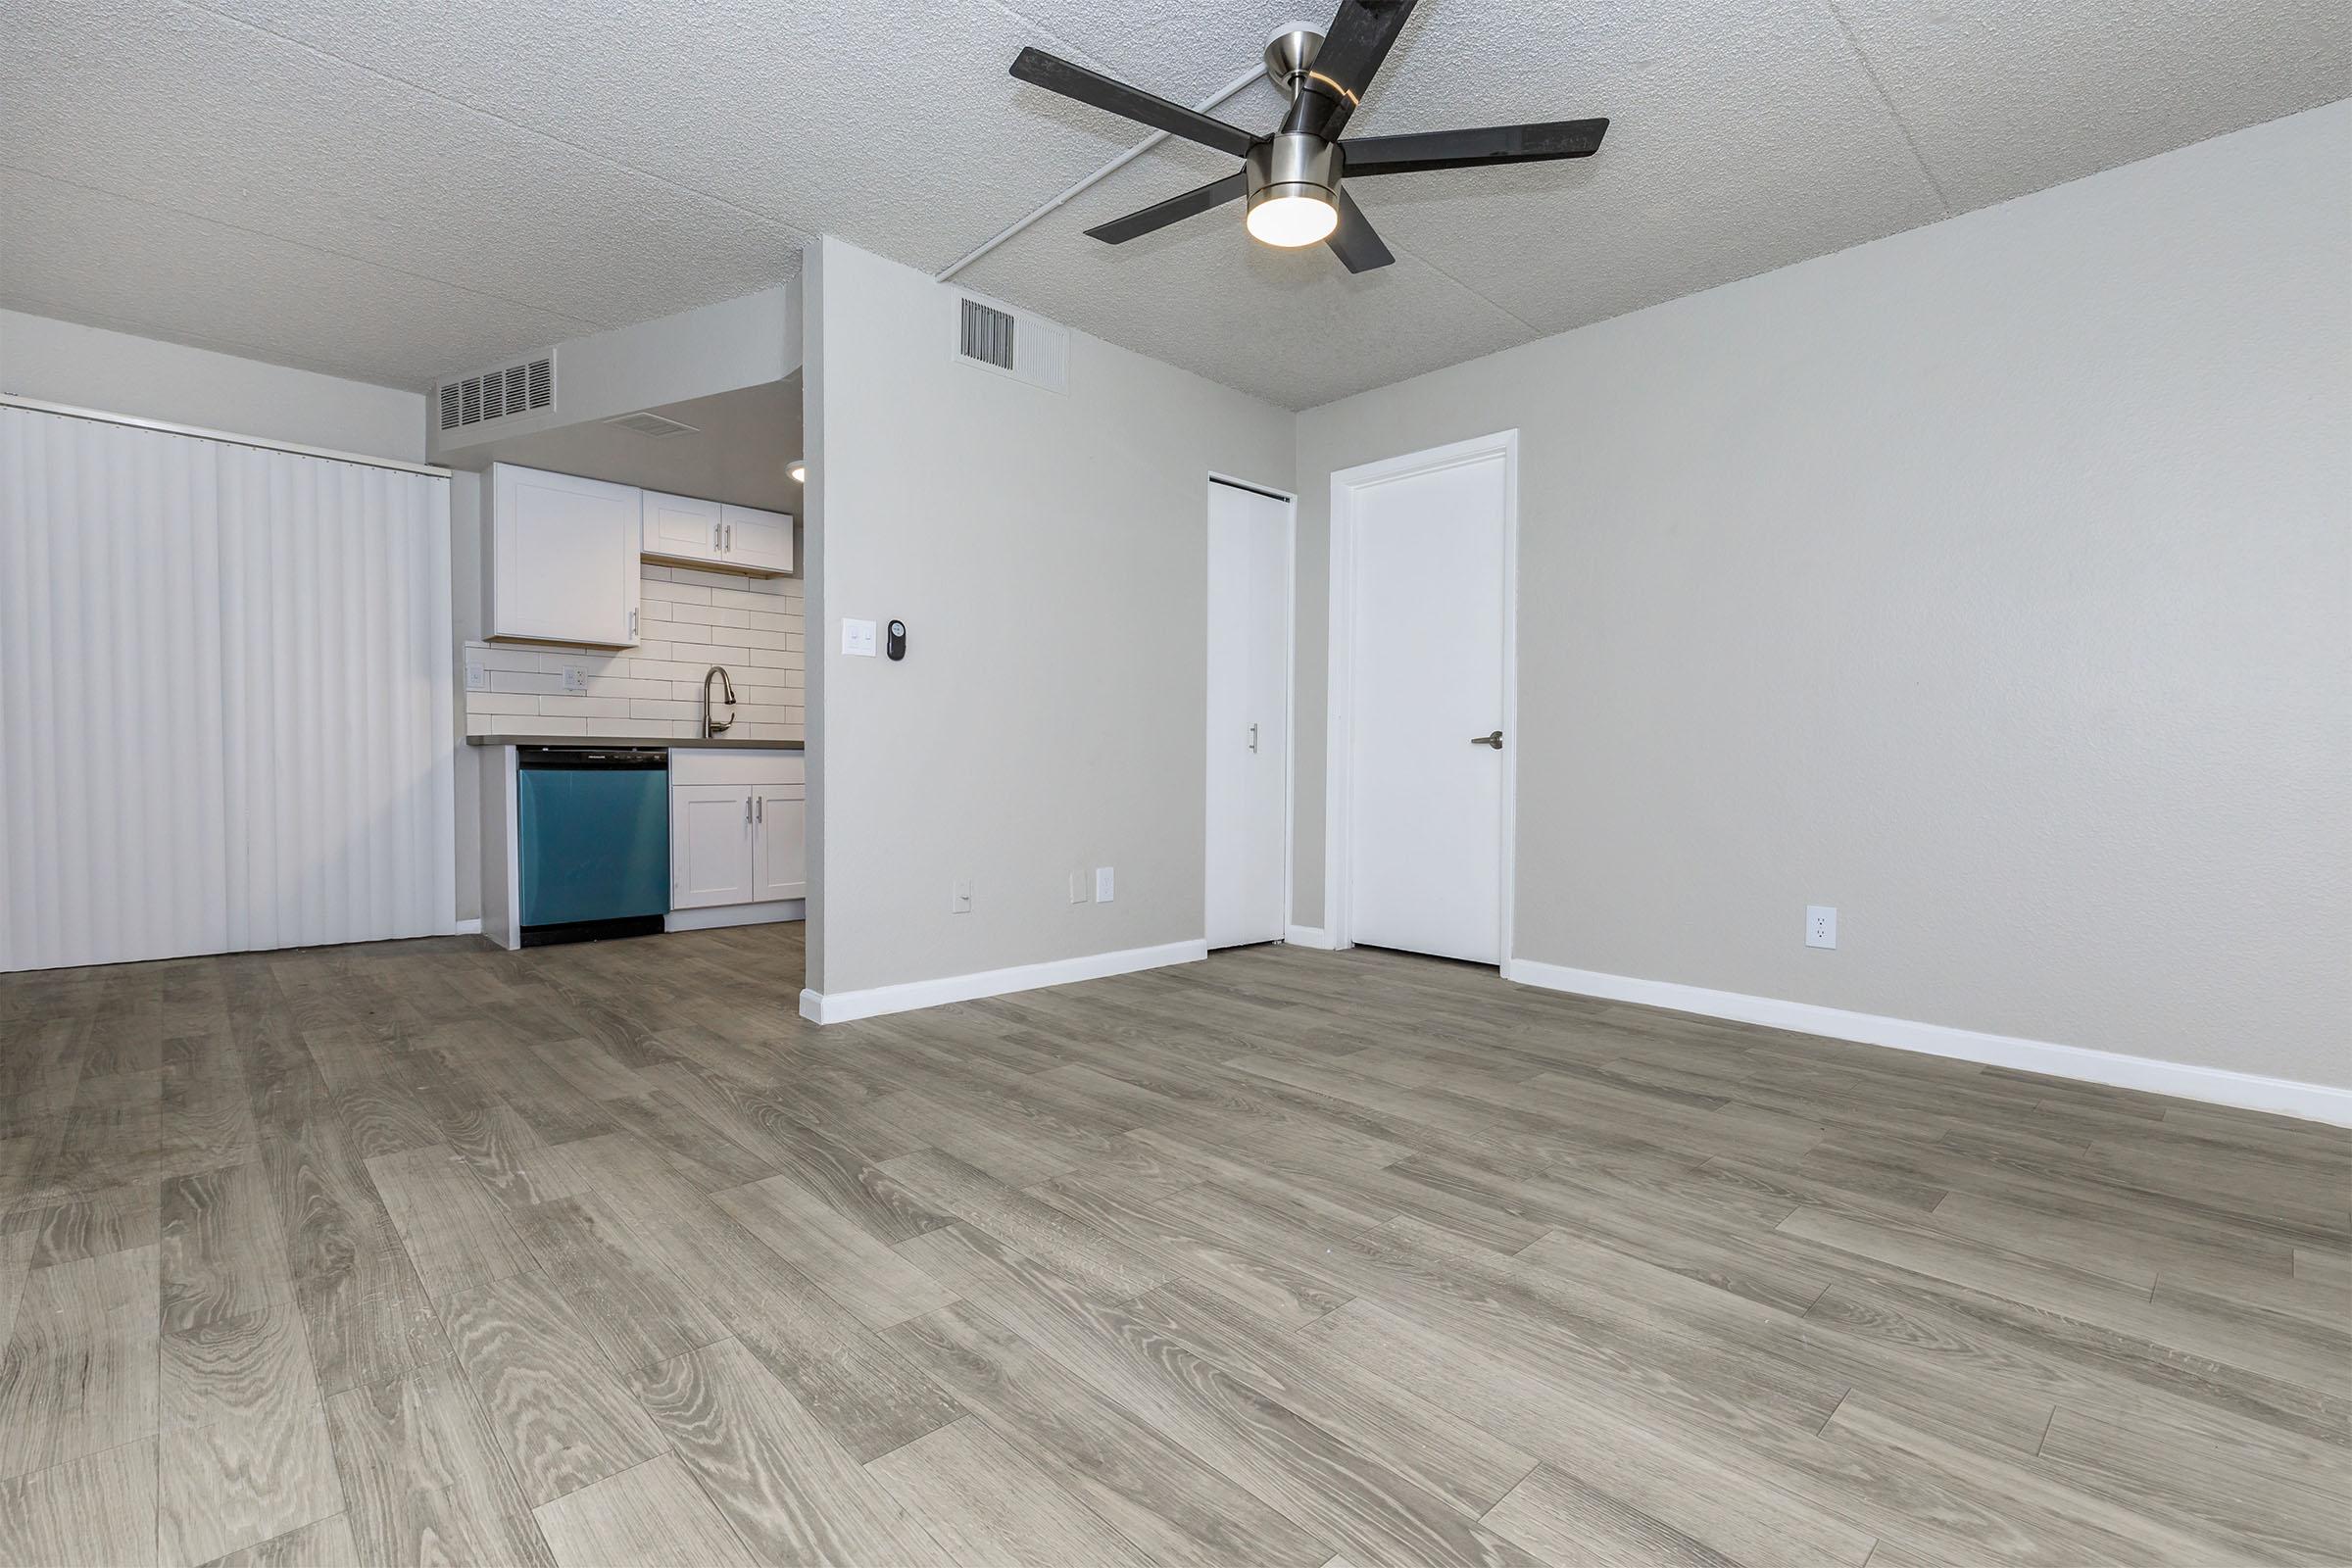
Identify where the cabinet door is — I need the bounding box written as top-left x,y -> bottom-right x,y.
721,504 -> 794,575
642,491 -> 726,567
752,785 -> 807,902
489,466 -> 642,646
670,785 -> 754,908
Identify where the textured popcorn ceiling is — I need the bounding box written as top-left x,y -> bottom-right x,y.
2,0 -> 2340,408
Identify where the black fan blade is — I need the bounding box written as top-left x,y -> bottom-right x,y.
1295,0 -> 1418,137
1010,48 -> 1257,158
1345,118 -> 1609,177
1325,189 -> 1394,273
1086,173 -> 1247,244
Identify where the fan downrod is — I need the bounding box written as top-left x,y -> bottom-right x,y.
1262,27 -> 1327,95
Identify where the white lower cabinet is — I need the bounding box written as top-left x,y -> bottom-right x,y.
669,750 -> 805,920
752,785 -> 808,901
671,785 -> 756,908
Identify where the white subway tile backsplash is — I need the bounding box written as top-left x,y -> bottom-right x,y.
641,578 -> 712,605
466,564 -> 805,743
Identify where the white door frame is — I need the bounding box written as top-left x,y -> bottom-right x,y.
1323,429 -> 1520,962
1205,472 -> 1298,946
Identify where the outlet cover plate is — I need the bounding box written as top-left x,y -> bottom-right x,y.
1806,906 -> 1837,949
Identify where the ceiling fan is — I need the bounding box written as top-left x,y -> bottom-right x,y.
1008,0 -> 1607,272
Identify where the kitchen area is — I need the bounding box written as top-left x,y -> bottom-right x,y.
450,373 -> 808,951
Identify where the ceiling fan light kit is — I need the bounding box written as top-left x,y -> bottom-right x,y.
1008,0 -> 1606,273
1244,134 -> 1344,246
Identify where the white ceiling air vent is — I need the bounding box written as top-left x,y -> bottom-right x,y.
435,352 -> 556,432
604,410 -> 700,439
949,290 -> 1067,394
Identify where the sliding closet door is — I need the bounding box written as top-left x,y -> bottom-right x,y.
0,406 -> 454,971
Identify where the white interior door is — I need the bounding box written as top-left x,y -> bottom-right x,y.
1205,480 -> 1291,949
671,785 -> 754,908
1345,448 -> 1509,963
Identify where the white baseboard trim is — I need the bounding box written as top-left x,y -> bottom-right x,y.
801,939 -> 1208,1026
1503,958 -> 2352,1128
666,899 -> 805,933
1284,925 -> 1338,950
450,918 -> 483,936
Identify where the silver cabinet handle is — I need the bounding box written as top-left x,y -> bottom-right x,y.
1472,730 -> 1503,749
724,521 -> 733,552
745,796 -> 753,824
1247,722 -> 1259,754
755,795 -> 763,824
629,609 -> 637,639
713,520 -> 721,551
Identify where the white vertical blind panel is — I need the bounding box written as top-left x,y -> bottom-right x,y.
0,406 -> 453,972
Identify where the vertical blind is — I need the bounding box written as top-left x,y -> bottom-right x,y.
0,405 -> 456,972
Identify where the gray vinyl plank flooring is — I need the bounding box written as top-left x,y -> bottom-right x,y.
0,922 -> 2344,1566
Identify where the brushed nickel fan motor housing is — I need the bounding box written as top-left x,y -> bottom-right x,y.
1262,26 -> 1325,93
1245,132 -> 1344,220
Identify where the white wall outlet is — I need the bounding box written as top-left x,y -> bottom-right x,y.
842,618 -> 877,657
1068,870 -> 1089,905
951,878 -> 973,914
464,657 -> 487,692
1095,866 -> 1114,903
561,662 -> 587,694
1806,906 -> 1838,950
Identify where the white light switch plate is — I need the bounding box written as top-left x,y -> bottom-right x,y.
1806,906 -> 1838,949
843,618 -> 877,657
951,878 -> 973,913
1095,866 -> 1114,903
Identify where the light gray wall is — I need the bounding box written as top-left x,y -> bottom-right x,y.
806,237 -> 1293,997
1292,103 -> 2351,1088
0,310 -> 426,462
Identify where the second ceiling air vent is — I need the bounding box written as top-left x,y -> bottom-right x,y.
434,352 -> 556,432
958,299 -> 1016,369
949,291 -> 1067,394
604,411 -> 700,439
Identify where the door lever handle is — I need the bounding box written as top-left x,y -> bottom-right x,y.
1472,730 -> 1504,749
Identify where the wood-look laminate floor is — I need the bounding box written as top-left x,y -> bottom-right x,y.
1,926 -> 2346,1567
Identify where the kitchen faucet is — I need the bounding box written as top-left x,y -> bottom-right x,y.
702,665 -> 736,738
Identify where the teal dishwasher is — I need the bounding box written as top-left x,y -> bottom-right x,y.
517,748 -> 669,945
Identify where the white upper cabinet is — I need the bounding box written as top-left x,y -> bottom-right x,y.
721,504 -> 794,575
642,491 -> 726,568
487,465 -> 641,647
642,493 -> 794,577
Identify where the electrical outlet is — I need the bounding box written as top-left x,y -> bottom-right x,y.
1067,870 -> 1089,905
1806,906 -> 1838,950
463,657 -> 487,692
1095,866 -> 1114,903
561,662 -> 587,694
951,879 -> 973,914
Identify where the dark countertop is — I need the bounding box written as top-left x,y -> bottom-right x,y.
466,735 -> 804,750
